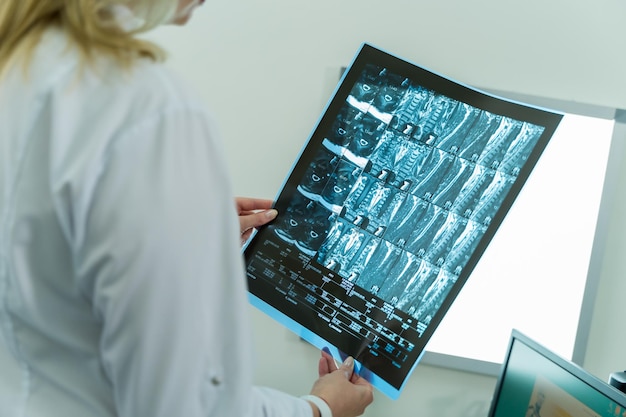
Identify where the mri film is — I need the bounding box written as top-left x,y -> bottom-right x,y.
244,44 -> 562,399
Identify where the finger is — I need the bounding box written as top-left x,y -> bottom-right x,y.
241,228 -> 254,245
338,356 -> 355,380
321,350 -> 338,371
240,209 -> 278,232
236,197 -> 274,213
318,350 -> 338,376
351,373 -> 369,385
318,357 -> 330,377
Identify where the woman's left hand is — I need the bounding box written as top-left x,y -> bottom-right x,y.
236,197 -> 278,245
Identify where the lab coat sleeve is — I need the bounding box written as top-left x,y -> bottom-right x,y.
72,104 -> 313,417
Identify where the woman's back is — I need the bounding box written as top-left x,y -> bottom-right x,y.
0,26 -> 256,417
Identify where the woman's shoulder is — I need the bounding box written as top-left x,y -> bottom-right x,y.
110,57 -> 204,116
22,29 -> 213,162
31,28 -> 204,121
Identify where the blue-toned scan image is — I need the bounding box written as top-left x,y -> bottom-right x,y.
245,44 -> 562,399
272,63 -> 545,324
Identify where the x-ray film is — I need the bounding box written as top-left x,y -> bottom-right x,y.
243,43 -> 562,399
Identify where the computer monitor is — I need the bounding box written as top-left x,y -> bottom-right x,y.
489,329 -> 626,417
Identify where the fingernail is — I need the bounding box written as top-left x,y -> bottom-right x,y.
342,356 -> 354,379
265,209 -> 278,219
322,346 -> 331,355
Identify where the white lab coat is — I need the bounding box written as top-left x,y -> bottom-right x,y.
0,27 -> 312,417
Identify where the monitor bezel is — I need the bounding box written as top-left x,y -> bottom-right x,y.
488,329 -> 626,416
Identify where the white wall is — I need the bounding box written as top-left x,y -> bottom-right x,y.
148,1 -> 626,415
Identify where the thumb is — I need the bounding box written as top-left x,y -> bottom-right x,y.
339,356 -> 355,379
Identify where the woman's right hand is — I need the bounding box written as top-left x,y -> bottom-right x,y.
308,353 -> 374,417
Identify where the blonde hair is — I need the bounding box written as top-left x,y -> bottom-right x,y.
0,0 -> 177,76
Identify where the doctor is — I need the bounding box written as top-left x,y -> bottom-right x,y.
0,1 -> 373,417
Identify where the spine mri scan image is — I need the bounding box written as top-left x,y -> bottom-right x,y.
272,64 -> 545,325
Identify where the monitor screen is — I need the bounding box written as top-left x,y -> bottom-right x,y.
489,330 -> 626,417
